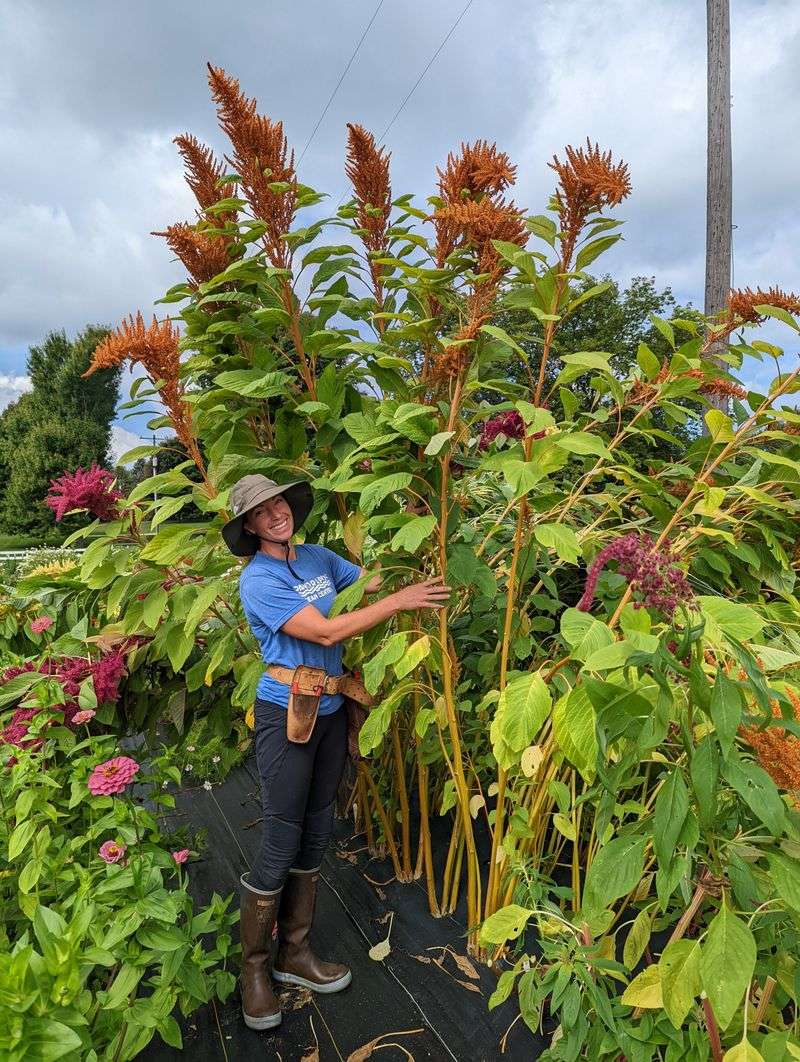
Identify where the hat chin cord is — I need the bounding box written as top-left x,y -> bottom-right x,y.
257,532 -> 302,580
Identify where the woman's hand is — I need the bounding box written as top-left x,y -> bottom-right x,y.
390,575 -> 452,613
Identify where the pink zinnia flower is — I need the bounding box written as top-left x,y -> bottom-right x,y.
172,849 -> 190,865
98,840 -> 126,863
72,709 -> 96,725
44,462 -> 123,522
87,756 -> 140,796
30,616 -> 54,634
577,532 -> 693,618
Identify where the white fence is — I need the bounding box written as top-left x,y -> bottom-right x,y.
0,549 -> 86,562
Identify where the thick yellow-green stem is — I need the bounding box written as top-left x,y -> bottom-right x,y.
390,715 -> 413,882
434,373 -> 482,946
360,762 -> 404,880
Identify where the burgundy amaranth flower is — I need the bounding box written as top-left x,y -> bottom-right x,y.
91,651 -> 126,705
172,849 -> 190,865
2,651 -> 127,716
45,463 -> 123,522
1,707 -> 43,752
30,616 -> 54,634
87,756 -> 140,796
478,410 -> 526,450
577,532 -> 693,618
99,840 -> 127,864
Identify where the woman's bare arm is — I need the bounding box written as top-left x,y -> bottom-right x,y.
360,565 -> 382,594
281,576 -> 450,647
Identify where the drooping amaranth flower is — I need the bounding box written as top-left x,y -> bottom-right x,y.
577,532 -> 693,618
45,463 -> 122,522
87,756 -> 140,796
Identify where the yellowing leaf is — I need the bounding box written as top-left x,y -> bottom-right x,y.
722,1039 -> 765,1062
621,965 -> 663,1009
521,745 -> 545,778
368,939 -> 391,961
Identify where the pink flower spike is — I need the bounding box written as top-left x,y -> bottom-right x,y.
44,462 -> 122,523
87,756 -> 140,796
72,709 -> 96,725
30,616 -> 54,634
172,849 -> 190,865
98,840 -> 127,864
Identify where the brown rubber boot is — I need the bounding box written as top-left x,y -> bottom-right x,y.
272,867 -> 352,993
239,874 -> 282,1030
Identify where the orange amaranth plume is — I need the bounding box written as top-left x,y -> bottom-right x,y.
548,139 -> 631,267
345,123 -> 392,320
84,314 -> 202,471
173,133 -> 235,215
207,64 -> 296,269
152,222 -> 231,286
434,140 -> 518,266
427,140 -> 527,382
684,368 -> 748,401
727,286 -> 800,325
740,688 -> 800,793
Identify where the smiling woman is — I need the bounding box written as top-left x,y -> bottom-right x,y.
219,473 -> 450,1030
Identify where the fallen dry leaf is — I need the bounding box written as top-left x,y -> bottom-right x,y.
412,954 -> 433,964
455,978 -> 483,994
368,938 -> 391,961
450,951 -> 480,981
347,1029 -> 424,1061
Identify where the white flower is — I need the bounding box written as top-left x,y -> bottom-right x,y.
185,764 -> 193,772
212,755 -> 220,764
203,780 -> 213,791
162,780 -> 168,789
186,745 -> 196,753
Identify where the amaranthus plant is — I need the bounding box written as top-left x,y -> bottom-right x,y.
3,63 -> 800,1058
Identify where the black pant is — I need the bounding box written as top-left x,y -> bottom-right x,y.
249,699 -> 347,892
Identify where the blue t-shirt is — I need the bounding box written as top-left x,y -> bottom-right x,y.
239,544 -> 362,714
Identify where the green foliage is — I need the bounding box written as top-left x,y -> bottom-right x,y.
0,326 -> 121,536
2,85 -> 800,1059
0,705 -> 236,1060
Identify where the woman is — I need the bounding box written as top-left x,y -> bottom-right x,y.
221,474 -> 450,1031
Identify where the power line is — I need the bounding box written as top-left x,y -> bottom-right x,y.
298,0 -> 386,164
377,0 -> 474,142
336,0 -> 475,206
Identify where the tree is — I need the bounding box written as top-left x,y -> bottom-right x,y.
0,326 -> 121,536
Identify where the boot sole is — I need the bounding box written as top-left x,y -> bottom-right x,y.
243,1010 -> 282,1030
272,968 -> 352,993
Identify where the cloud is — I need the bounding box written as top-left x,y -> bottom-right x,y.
1,0 -> 797,402
0,374 -> 32,411
108,425 -> 150,466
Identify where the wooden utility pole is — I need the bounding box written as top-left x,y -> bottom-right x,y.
705,0 -> 732,412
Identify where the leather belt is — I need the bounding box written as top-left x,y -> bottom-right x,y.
266,665 -> 374,706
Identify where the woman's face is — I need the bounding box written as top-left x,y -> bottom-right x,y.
244,495 -> 294,544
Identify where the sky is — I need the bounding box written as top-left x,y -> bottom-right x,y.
1,0 -> 798,460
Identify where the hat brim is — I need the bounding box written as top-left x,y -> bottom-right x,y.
221,481 -> 314,557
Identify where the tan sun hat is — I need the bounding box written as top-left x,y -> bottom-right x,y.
221,475 -> 313,557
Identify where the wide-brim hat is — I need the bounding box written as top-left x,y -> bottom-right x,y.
221,474 -> 313,557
